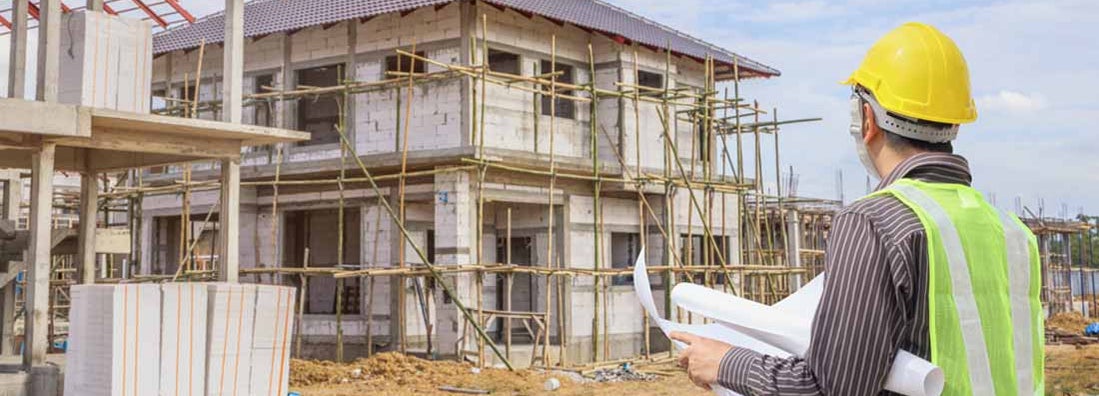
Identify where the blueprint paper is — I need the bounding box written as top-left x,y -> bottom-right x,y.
635,250 -> 943,396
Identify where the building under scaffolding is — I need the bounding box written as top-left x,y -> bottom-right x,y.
123,0 -> 831,369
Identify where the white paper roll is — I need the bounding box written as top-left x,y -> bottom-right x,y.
633,249 -> 943,396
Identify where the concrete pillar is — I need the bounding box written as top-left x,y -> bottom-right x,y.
433,169 -> 477,356
279,33 -> 294,130
785,209 -> 802,290
78,169 -> 97,284
344,20 -> 357,142
218,158 -> 240,282
36,0 -> 61,102
6,0 -> 29,99
2,172 -> 20,222
222,0 -> 244,123
0,172 -> 21,355
24,143 -> 55,369
86,0 -> 105,12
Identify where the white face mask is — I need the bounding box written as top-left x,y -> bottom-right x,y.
850,96 -> 880,181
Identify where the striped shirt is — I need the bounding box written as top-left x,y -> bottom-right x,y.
717,152 -> 973,395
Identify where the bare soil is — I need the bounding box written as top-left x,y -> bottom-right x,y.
289,352 -> 705,395
288,346 -> 1099,395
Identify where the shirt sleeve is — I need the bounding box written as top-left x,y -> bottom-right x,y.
716,211 -> 908,395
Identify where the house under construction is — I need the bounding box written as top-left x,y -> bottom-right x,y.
130,0 -> 829,367
1,3 -> 1093,389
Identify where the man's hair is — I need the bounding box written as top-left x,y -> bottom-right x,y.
883,129 -> 954,154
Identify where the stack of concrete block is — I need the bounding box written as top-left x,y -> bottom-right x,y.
205,284 -> 257,396
66,283 -> 297,396
66,284 -> 162,396
160,283 -> 209,396
249,285 -> 297,396
59,11 -> 153,113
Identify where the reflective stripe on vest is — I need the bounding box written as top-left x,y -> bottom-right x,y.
890,183 -> 996,394
870,179 -> 1043,395
998,210 -> 1045,395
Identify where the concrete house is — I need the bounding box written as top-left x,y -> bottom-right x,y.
141,0 -> 779,365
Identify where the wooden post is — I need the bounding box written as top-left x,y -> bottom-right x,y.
24,142 -> 56,370
7,0 -> 29,99
36,0 -> 61,102
222,0 -> 244,123
78,166 -> 98,284
218,158 -> 240,282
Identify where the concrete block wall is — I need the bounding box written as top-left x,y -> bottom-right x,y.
137,186 -> 260,274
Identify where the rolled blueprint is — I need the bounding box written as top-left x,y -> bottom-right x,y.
634,250 -> 944,396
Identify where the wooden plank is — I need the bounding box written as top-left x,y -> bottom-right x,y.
23,142 -> 55,369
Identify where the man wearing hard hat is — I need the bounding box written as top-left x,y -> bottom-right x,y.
672,22 -> 1044,395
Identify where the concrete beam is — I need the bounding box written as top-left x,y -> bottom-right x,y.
23,142 -> 55,370
35,0 -> 61,103
222,0 -> 244,123
78,164 -> 97,284
218,157 -> 240,282
7,0 -> 29,99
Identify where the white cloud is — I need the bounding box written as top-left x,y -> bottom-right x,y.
742,1 -> 844,23
976,90 -> 1048,113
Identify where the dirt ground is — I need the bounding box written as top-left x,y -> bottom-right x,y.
288,344 -> 1099,395
289,352 -> 706,396
1047,344 -> 1099,395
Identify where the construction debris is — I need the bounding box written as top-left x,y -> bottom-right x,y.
590,363 -> 657,383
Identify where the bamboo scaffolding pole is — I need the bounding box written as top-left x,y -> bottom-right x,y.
395,39 -> 417,354
544,34 -> 557,367
588,41 -> 603,363
333,108 -> 516,370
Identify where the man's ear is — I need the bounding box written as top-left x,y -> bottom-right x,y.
862,102 -> 879,145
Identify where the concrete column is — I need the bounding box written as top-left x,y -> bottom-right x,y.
433,169 -> 477,356
24,143 -> 55,369
279,33 -> 293,130
345,20 -> 357,142
222,0 -> 244,123
6,0 -> 29,99
86,0 -> 105,12
36,0 -> 61,102
0,172 -> 20,355
218,158 -> 240,282
78,170 -> 97,284
785,209 -> 802,290
2,172 -> 20,222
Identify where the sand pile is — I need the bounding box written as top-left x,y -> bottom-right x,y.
1048,312 -> 1091,334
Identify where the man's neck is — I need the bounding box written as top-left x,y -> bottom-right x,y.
875,149 -> 923,180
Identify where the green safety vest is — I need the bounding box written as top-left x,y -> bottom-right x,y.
868,179 -> 1044,395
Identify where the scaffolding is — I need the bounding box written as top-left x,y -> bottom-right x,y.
35,13 -> 825,370
1023,215 -> 1094,317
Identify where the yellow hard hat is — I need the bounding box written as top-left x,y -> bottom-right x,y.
843,22 -> 977,125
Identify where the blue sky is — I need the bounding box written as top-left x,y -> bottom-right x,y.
2,0 -> 1095,216
605,0 -> 1099,216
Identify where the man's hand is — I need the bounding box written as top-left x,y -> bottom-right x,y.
670,331 -> 733,390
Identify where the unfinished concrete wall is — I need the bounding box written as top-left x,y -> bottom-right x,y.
137,186 -> 259,275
